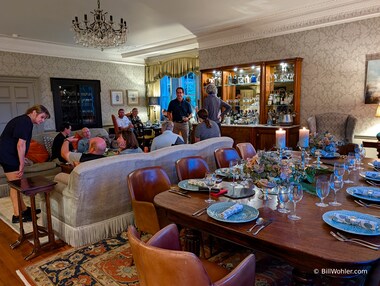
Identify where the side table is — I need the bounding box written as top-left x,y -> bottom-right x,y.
60,163 -> 74,174
8,176 -> 64,260
362,141 -> 380,159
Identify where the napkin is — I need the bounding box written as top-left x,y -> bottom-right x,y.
353,188 -> 380,199
331,213 -> 379,231
220,203 -> 243,219
211,189 -> 228,197
365,171 -> 380,180
373,161 -> 380,168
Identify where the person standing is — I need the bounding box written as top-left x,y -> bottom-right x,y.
0,105 -> 50,223
204,83 -> 231,129
167,87 -> 192,143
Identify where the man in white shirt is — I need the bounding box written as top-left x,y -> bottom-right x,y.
116,109 -> 134,131
150,121 -> 184,151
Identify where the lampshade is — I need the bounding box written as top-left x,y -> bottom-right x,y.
148,97 -> 160,106
376,104 -> 380,117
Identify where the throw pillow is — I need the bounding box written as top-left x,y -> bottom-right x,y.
26,140 -> 49,163
43,136 -> 54,158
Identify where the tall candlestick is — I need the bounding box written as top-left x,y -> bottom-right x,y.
299,127 -> 310,148
276,128 -> 286,149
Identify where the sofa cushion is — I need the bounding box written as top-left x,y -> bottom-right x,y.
24,161 -> 58,173
26,140 -> 49,163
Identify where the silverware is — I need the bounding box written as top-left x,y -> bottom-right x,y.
246,217 -> 264,232
252,219 -> 273,236
336,232 -> 380,248
168,190 -> 191,198
357,199 -> 380,209
366,180 -> 380,187
192,207 -> 208,216
330,231 -> 378,250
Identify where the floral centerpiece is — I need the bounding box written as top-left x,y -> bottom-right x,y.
309,131 -> 343,156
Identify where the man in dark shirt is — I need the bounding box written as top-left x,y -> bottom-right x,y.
167,87 -> 192,143
51,122 -> 72,163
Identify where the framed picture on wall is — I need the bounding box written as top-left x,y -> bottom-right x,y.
127,90 -> 139,105
364,53 -> 380,104
110,90 -> 124,106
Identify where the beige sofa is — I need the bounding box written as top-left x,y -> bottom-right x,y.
0,128 -> 109,198
41,137 -> 234,247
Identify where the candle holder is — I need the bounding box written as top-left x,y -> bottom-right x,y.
300,147 -> 307,168
278,147 -> 284,161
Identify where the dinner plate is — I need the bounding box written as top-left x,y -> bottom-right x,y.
207,202 -> 259,223
215,168 -> 231,177
320,152 -> 340,159
346,186 -> 380,203
178,180 -> 235,192
322,210 -> 380,236
359,172 -> 380,183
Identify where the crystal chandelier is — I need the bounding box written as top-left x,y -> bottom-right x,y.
72,0 -> 127,50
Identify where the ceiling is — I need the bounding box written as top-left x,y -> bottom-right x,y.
0,0 -> 379,65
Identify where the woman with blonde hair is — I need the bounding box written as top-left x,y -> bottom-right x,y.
194,108 -> 220,142
117,129 -> 143,154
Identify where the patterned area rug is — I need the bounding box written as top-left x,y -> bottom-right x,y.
19,230 -> 296,286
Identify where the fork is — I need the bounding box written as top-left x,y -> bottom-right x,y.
358,199 -> 380,209
336,232 -> 380,248
366,180 -> 380,187
330,231 -> 379,250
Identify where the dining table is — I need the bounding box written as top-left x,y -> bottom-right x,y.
154,157 -> 380,285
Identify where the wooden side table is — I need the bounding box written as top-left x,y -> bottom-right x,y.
362,141 -> 380,159
60,163 -> 74,174
8,176 -> 64,260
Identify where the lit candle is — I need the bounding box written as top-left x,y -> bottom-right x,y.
299,127 -> 310,148
276,128 -> 286,149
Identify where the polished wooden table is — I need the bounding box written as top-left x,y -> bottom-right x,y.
154,159 -> 380,285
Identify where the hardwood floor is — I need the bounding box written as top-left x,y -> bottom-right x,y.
0,219 -> 70,286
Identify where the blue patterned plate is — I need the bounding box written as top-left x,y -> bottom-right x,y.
207,202 -> 259,223
322,210 -> 380,236
320,152 -> 340,159
346,186 -> 380,203
178,180 -> 202,191
215,168 -> 230,177
360,171 -> 380,183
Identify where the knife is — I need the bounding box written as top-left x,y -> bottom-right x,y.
168,190 -> 191,198
252,219 -> 273,236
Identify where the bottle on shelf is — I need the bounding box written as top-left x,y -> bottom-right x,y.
250,73 -> 257,83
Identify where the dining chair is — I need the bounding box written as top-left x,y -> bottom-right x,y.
127,166 -> 171,235
214,148 -> 241,169
236,143 -> 257,160
111,114 -> 120,136
175,156 -> 210,181
128,224 -> 256,286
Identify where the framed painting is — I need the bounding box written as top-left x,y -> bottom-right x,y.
110,90 -> 124,106
364,53 -> 380,104
127,90 -> 139,105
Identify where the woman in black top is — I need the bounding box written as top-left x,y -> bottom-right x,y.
0,105 -> 50,223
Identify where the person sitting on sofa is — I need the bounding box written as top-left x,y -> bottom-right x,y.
77,127 -> 91,153
61,136 -> 106,164
194,108 -> 220,142
0,105 -> 50,223
51,122 -> 72,163
150,121 -> 184,151
117,129 -> 143,154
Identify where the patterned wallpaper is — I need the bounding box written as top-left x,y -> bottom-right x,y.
199,17 -> 380,137
0,51 -> 145,131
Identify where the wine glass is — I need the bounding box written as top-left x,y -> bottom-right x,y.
329,174 -> 344,206
333,162 -> 345,179
314,149 -> 322,168
277,186 -> 290,213
284,147 -> 293,162
344,153 -> 355,184
229,159 -> 239,186
288,182 -> 303,220
204,172 -> 216,204
315,176 -> 330,207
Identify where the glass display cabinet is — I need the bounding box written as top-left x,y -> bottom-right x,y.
51,78 -> 102,131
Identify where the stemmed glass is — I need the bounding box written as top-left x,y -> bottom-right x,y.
288,182 -> 303,220
229,159 -> 239,186
204,172 -> 216,204
277,185 -> 290,213
284,147 -> 293,162
354,146 -> 366,170
333,162 -> 345,179
344,153 -> 356,184
315,176 -> 330,207
329,174 -> 344,206
314,149 -> 322,168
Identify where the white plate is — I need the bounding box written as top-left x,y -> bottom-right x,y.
346,186 -> 380,203
207,202 -> 259,223
322,210 -> 380,236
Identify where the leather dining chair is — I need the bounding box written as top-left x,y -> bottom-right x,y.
175,156 -> 210,181
128,224 -> 256,286
214,148 -> 241,169
127,166 -> 171,235
236,143 -> 257,160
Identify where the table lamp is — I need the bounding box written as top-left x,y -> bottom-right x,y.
376,104 -> 380,141
148,97 -> 160,122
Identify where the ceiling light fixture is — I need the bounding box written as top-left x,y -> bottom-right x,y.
72,0 -> 127,50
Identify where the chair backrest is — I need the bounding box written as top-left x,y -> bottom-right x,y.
236,143 -> 257,160
127,224 -> 214,286
111,114 -> 120,136
214,148 -> 241,168
127,166 -> 171,234
175,156 -> 210,181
